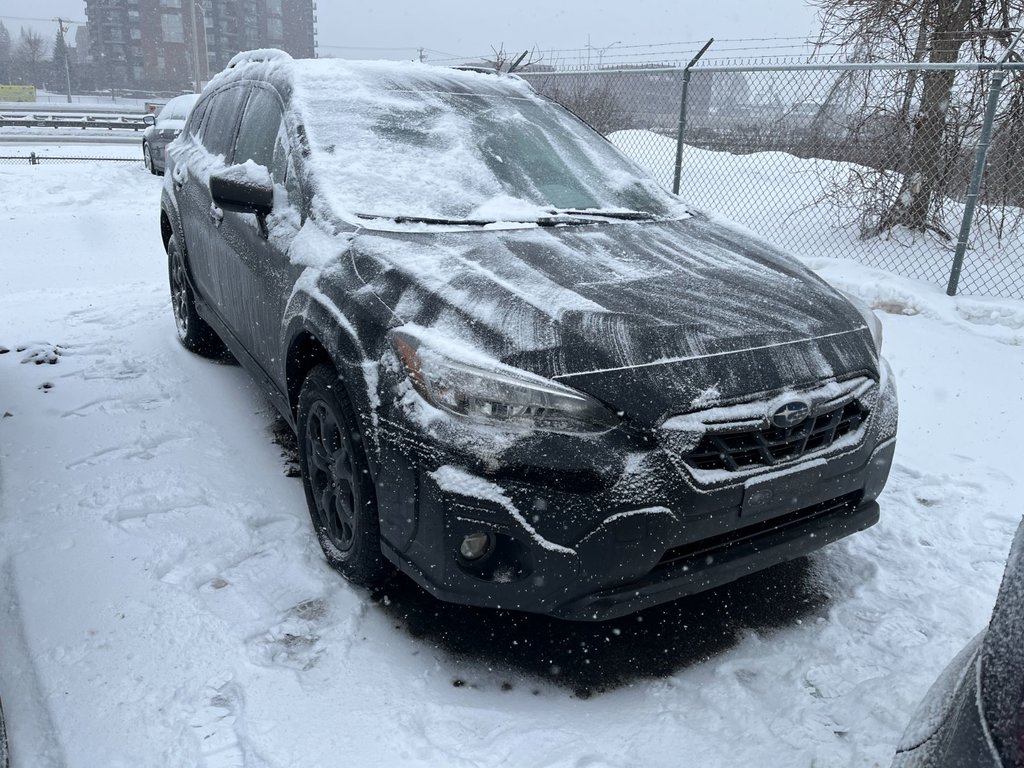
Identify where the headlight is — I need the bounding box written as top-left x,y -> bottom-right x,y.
392,332 -> 618,434
842,292 -> 883,355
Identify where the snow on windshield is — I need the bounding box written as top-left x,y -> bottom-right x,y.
288,59 -> 682,222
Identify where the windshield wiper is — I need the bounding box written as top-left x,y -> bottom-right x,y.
546,208 -> 657,221
355,210 -> 657,228
356,213 -> 497,226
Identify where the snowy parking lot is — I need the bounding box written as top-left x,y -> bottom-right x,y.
0,147 -> 1022,767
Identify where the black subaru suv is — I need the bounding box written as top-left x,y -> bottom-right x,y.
160,50 -> 897,620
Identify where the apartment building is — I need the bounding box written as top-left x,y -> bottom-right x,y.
84,0 -> 316,92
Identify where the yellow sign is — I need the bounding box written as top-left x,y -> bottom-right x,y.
0,85 -> 37,102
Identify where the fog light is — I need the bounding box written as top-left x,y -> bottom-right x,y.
459,532 -> 492,561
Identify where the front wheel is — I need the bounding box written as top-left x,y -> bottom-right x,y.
167,234 -> 225,358
143,141 -> 157,175
297,364 -> 391,588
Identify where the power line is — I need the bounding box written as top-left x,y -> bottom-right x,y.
315,36 -> 826,64
317,44 -> 421,52
0,14 -> 86,25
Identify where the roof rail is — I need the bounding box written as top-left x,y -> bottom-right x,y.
227,48 -> 292,69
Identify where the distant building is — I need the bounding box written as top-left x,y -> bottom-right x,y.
84,0 -> 316,93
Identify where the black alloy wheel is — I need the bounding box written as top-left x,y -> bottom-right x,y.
167,235 -> 225,358
297,364 -> 390,588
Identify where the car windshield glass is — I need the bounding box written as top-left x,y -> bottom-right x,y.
159,95 -> 197,121
293,62 -> 683,222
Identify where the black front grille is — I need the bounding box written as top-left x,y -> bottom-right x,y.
657,491 -> 864,568
685,400 -> 869,472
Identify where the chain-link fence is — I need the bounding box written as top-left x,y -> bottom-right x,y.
0,153 -> 141,164
523,61 -> 1024,300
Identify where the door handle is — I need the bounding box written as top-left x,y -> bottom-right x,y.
209,203 -> 224,226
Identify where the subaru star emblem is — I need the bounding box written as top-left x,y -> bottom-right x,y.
771,400 -> 810,429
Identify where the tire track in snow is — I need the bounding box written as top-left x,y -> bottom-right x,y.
0,559 -> 67,767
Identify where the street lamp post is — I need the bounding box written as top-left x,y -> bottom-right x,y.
188,0 -> 207,92
596,41 -> 622,68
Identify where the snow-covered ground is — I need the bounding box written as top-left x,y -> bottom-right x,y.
0,148 -> 1022,767
0,134 -> 145,152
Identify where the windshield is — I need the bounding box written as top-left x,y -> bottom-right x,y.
158,94 -> 198,122
294,63 -> 682,222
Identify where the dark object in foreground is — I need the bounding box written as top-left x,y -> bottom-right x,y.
160,50 -> 897,619
893,515 -> 1024,768
0,695 -> 8,768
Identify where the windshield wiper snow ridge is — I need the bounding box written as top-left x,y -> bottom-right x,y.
355,209 -> 658,228
356,213 -> 497,226
546,209 -> 657,221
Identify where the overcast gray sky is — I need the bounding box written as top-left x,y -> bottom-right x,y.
2,1 -> 822,64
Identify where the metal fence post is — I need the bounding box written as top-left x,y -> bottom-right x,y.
672,39 -> 714,196
946,71 -> 1006,295
947,28 -> 1024,296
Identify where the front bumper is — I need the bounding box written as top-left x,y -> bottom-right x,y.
376,367 -> 898,621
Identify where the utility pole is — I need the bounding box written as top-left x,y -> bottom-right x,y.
187,0 -> 205,92
418,48 -> 426,63
55,17 -> 72,103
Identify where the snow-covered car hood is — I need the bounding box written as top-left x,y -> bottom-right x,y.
344,213 -> 877,421
144,118 -> 187,143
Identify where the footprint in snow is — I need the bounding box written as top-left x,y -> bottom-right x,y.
189,676 -> 246,768
246,598 -> 328,671
15,342 -> 65,365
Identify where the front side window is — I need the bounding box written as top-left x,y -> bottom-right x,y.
200,84 -> 249,159
233,86 -> 283,169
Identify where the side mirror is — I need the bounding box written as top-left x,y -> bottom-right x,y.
142,114 -> 156,126
209,163 -> 273,216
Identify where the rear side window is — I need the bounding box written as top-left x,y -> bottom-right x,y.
199,84 -> 250,159
234,85 -> 284,169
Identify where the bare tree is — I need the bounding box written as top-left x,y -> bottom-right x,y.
14,27 -> 47,88
482,44 -> 541,74
0,22 -> 11,85
529,71 -> 629,134
813,0 -> 1024,236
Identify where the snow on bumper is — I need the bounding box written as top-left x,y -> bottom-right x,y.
377,366 -> 897,620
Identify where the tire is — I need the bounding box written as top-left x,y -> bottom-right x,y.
143,141 -> 157,175
167,234 -> 226,358
297,364 -> 390,588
